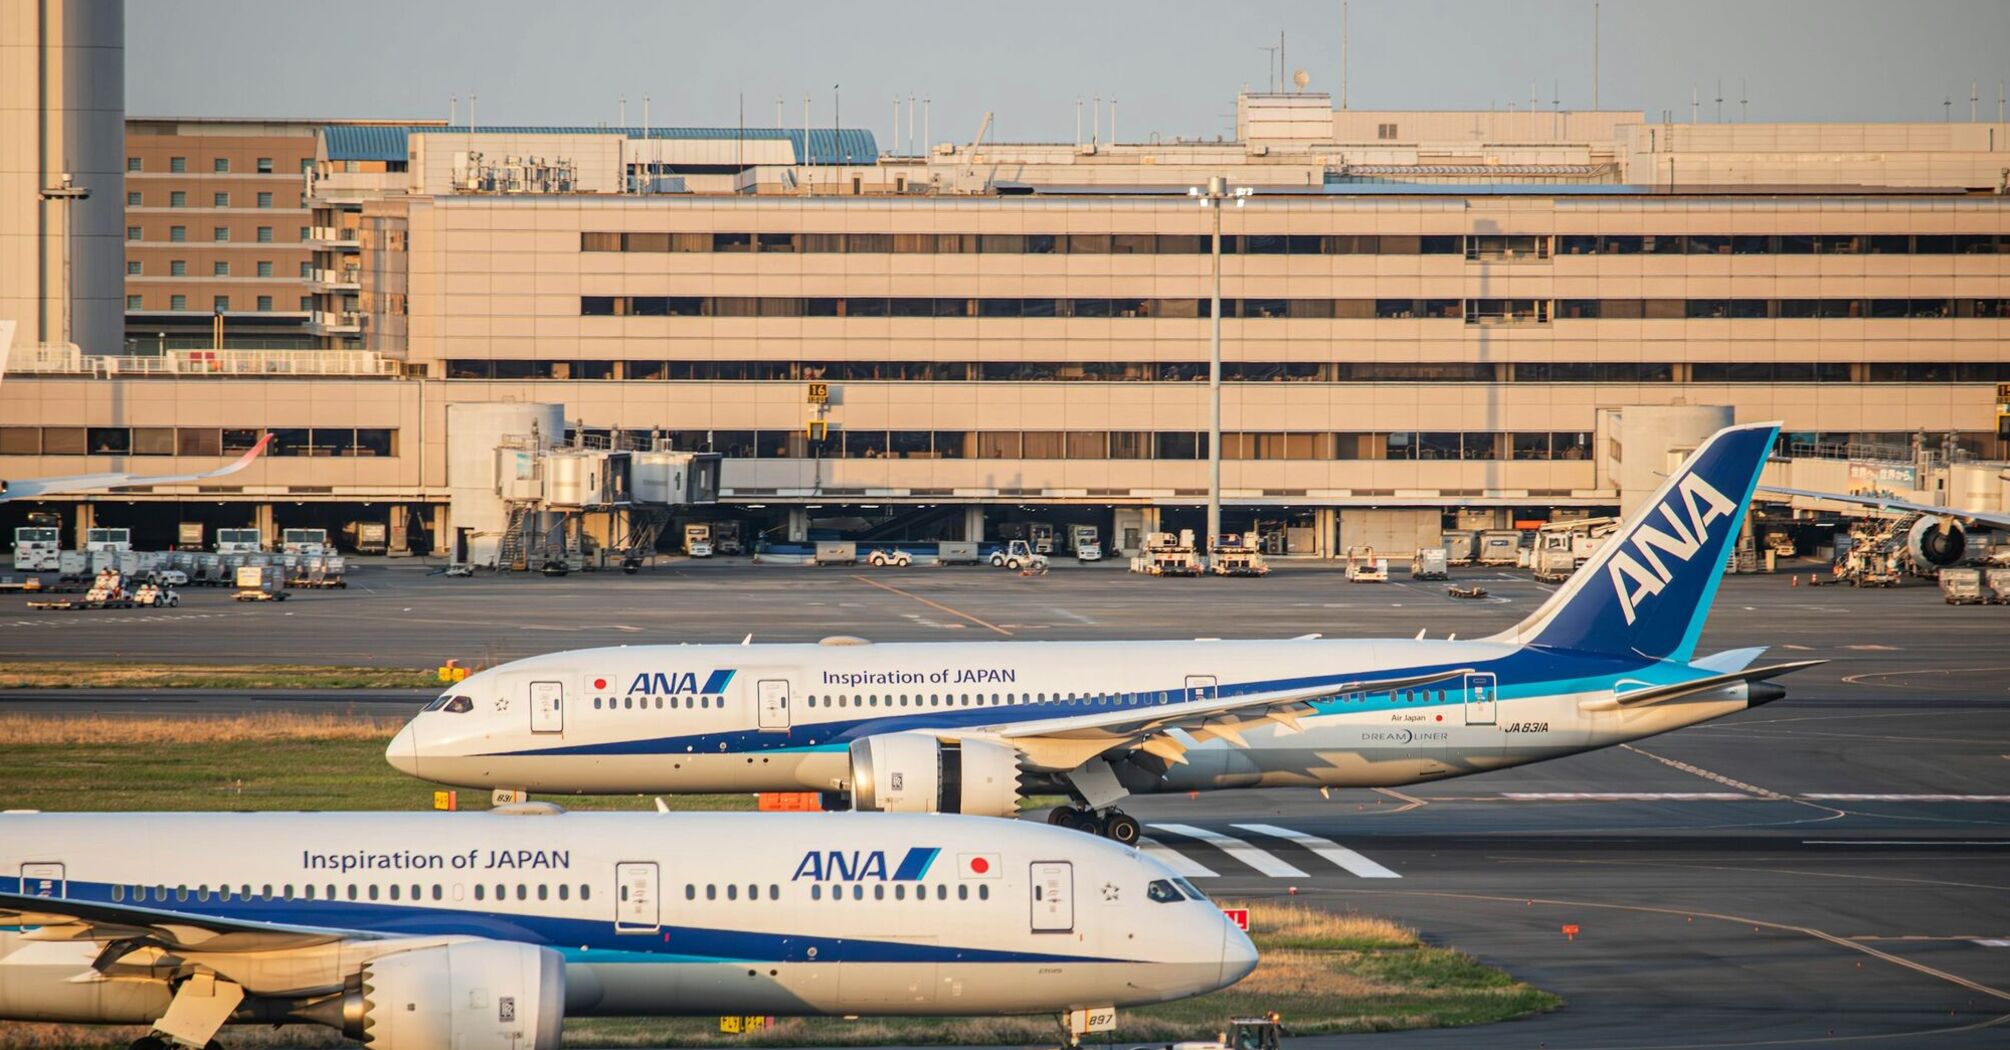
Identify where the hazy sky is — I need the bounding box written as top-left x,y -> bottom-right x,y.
129,0 -> 2010,143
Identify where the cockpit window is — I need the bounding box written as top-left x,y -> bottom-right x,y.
441,696 -> 474,714
422,695 -> 451,712
1147,878 -> 1185,903
1172,877 -> 1207,902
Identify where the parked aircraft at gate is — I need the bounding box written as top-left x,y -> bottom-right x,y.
390,422 -> 1819,843
0,809 -> 1252,1050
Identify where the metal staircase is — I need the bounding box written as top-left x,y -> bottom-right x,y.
497,503 -> 532,571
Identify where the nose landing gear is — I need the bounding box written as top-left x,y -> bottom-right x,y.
1047,805 -> 1142,845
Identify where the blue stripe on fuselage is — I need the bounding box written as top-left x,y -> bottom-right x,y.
0,877 -> 1118,965
476,645 -> 1719,759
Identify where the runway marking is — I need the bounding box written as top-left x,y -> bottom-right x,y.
1137,837 -> 1218,879
1232,823 -> 1401,878
1803,794 -> 2010,802
1976,939 -> 2010,947
848,576 -> 1013,637
1371,786 -> 1428,813
1149,823 -> 1308,878
1802,840 -> 2010,846
1501,791 -> 1756,801
1619,743 -> 1789,800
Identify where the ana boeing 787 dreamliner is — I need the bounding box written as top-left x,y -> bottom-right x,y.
390,422 -> 1819,843
0,808 -> 1253,1050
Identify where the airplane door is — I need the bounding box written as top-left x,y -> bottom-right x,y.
1464,672 -> 1498,726
1030,861 -> 1073,933
614,862 -> 658,933
757,679 -> 790,732
530,681 -> 564,734
1185,675 -> 1218,703
19,863 -> 64,898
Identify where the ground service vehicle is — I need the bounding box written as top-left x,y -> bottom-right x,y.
214,527 -> 262,554
1131,532 -> 1202,576
866,548 -> 912,567
814,541 -> 858,566
1345,545 -> 1388,582
11,526 -> 60,571
684,523 -> 714,557
176,522 -> 204,549
280,528 -> 329,556
345,520 -> 389,555
1072,524 -> 1103,561
83,528 -> 131,554
391,424 -> 1820,843
1476,530 -> 1522,566
234,565 -> 289,601
0,810 -> 1255,1050
1939,567 -> 1987,604
712,520 -> 745,555
1410,548 -> 1449,580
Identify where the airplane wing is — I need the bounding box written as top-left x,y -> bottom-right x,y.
0,433 -> 272,502
969,667 -> 1474,773
0,889 -> 365,954
1757,485 -> 2010,531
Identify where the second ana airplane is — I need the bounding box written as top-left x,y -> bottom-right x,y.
390,422 -> 1821,843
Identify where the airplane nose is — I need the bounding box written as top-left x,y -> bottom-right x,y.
1220,916 -> 1259,987
386,721 -> 421,778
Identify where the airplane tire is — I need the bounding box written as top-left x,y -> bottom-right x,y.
129,1036 -> 172,1050
1047,806 -> 1089,831
1100,811 -> 1142,846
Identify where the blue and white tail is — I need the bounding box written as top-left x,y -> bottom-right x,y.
1491,421 -> 1780,662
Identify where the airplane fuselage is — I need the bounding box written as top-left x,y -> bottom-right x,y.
392,637 -> 1768,796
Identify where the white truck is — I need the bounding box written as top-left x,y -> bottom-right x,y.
215,528 -> 263,555
11,527 -> 61,571
1529,517 -> 1620,584
1345,545 -> 1390,582
280,528 -> 329,556
1070,524 -> 1102,562
84,527 -> 132,554
1410,547 -> 1450,580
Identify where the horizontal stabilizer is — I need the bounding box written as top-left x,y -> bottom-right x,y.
1578,660 -> 1825,712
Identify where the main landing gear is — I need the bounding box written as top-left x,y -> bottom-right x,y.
129,1039 -> 223,1050
1048,805 -> 1142,845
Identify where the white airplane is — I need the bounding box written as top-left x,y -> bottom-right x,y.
390,422 -> 1821,844
1759,482 -> 2010,569
0,808 -> 1254,1050
0,324 -> 273,501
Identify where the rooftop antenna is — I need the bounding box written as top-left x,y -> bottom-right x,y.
1944,94 -> 1952,122
1741,79 -> 1749,122
1971,82 -> 1979,122
1110,98 -> 1118,143
1341,0 -> 1349,109
1279,30 -> 1286,93
1690,85 -> 1698,123
1075,98 -> 1083,147
1258,45 -> 1279,93
450,95 -> 458,125
802,94 -> 811,193
1093,94 -> 1101,145
922,97 -> 930,156
1999,82 -> 2006,123
1715,79 -> 1723,122
469,94 -> 477,134
776,97 -> 783,129
1591,2 -> 1599,109
908,93 -> 916,155
1530,80 -> 1538,116
642,95 -> 651,196
891,96 -> 900,156
619,97 -> 626,127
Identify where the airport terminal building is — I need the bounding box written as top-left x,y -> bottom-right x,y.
5,95 -> 2009,555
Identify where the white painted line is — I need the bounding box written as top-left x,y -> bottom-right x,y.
1150,823 -> 1308,878
1974,939 -> 2010,948
1802,840 -> 2010,846
1501,791 -> 1754,801
1801,794 -> 2010,802
1232,823 -> 1401,879
1137,837 -> 1218,879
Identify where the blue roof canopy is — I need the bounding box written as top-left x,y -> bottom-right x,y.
322,125 -> 877,165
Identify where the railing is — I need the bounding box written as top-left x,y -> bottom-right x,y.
1786,440 -> 1914,464
6,345 -> 399,378
310,310 -> 364,332
311,267 -> 362,286
308,226 -> 360,245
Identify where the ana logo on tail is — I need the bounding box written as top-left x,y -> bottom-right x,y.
1607,472 -> 1738,625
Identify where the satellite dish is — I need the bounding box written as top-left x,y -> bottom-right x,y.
1292,68 -> 1310,92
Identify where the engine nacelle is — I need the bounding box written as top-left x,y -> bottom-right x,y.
848,732 -> 1023,817
1907,516 -> 1967,568
340,941 -> 564,1050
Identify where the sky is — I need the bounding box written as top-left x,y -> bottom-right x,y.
128,0 -> 2010,145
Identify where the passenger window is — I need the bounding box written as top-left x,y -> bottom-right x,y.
433,885 -> 443,900
894,885 -> 905,900
388,885 -> 400,901
727,884 -> 738,901
112,885 -> 124,902
368,885 -> 379,901
936,884 -> 947,900
537,885 -> 548,901
581,885 -> 591,901
811,884 -> 822,900
706,884 -> 717,900
979,885 -> 990,900
769,885 -> 779,900
443,696 -> 473,713
474,885 -> 485,900
516,884 -> 527,901
1147,879 -> 1184,903
558,885 -> 569,901
346,885 -> 358,901
957,884 -> 968,900
684,884 -> 695,900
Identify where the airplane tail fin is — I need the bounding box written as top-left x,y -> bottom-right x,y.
1491,421 -> 1779,662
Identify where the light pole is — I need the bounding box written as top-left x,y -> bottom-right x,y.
40,173 -> 90,350
1189,176 -> 1251,568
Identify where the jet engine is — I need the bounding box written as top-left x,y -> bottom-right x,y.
1907,515 -> 1967,568
323,941 -> 564,1050
848,732 -> 1025,817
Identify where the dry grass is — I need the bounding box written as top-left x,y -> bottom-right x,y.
0,712 -> 402,745
1242,899 -> 1418,950
0,661 -> 437,690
